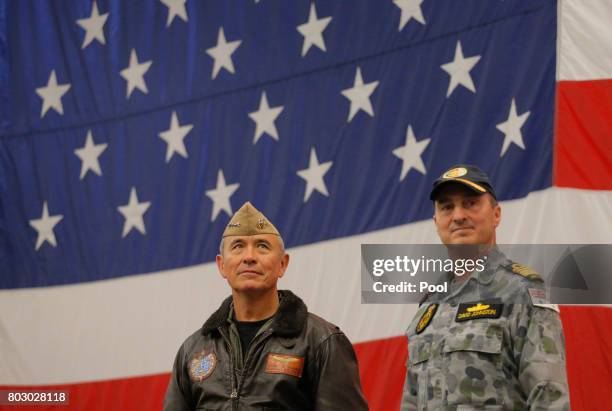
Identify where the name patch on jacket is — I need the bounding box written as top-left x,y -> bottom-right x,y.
455,303 -> 503,322
189,350 -> 217,382
265,353 -> 304,378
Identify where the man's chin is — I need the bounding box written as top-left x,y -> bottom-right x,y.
448,235 -> 478,245
232,282 -> 273,294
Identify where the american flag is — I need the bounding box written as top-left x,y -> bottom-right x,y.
1,0 -> 611,410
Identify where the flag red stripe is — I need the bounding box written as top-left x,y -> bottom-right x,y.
354,336 -> 407,411
555,80 -> 612,189
560,306 -> 612,410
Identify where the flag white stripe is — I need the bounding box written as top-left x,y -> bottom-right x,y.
558,0 -> 612,80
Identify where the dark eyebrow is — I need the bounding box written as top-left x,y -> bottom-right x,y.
436,198 -> 451,205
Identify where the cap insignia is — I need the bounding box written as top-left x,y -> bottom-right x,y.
442,167 -> 468,179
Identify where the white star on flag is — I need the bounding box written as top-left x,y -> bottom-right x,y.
75,0 -> 109,49
392,125 -> 431,181
341,67 -> 380,122
160,0 -> 188,27
496,98 -> 531,157
206,27 -> 242,79
29,202 -> 63,251
120,49 -> 153,98
248,91 -> 284,144
440,40 -> 481,98
158,111 -> 193,162
74,130 -> 108,179
118,188 -> 151,238
205,170 -> 240,221
296,147 -> 333,202
393,0 -> 426,30
35,70 -> 71,118
297,3 -> 332,57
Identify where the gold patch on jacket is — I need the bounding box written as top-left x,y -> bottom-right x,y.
415,303 -> 438,334
265,353 -> 304,378
189,350 -> 217,382
455,302 -> 503,322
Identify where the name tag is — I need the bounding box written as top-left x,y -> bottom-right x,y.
265,353 -> 304,378
455,302 -> 503,322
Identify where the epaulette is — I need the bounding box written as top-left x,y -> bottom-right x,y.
505,262 -> 543,282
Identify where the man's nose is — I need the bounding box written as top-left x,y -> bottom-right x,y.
451,206 -> 467,223
242,246 -> 257,264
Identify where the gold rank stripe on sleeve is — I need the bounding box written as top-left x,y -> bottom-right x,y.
455,303 -> 503,322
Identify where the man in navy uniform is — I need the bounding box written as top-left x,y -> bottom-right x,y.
164,201 -> 368,410
401,165 -> 570,410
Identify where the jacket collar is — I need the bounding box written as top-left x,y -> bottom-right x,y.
201,289 -> 307,338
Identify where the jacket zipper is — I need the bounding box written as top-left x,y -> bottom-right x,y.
235,329 -> 274,401
218,328 -> 240,410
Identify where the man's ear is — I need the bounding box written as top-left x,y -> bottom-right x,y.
494,204 -> 501,227
278,253 -> 290,278
216,255 -> 227,279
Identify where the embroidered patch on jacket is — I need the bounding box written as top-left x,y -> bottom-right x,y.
265,353 -> 304,378
455,302 -> 503,322
528,288 -> 560,312
189,350 -> 217,382
415,303 -> 438,334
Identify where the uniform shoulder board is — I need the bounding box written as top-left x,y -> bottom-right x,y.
507,262 -> 543,282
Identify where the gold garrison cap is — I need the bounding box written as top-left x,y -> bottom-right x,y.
222,202 -> 280,237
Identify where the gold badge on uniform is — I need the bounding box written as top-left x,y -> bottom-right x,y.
265,353 -> 305,378
442,167 -> 468,179
455,302 -> 503,322
257,218 -> 266,229
415,303 -> 438,334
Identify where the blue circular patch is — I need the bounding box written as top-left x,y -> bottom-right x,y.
189,350 -> 217,382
